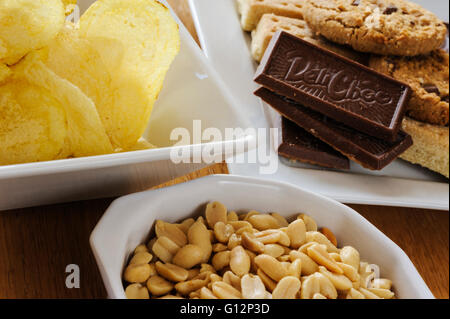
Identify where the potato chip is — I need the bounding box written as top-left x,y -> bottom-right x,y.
0,0 -> 65,65
78,0 -> 180,149
15,54 -> 113,158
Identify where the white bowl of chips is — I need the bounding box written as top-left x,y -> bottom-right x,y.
0,0 -> 254,210
90,175 -> 434,299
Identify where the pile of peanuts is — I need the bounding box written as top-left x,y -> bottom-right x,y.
123,202 -> 395,299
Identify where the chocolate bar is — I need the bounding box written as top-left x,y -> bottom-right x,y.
277,116 -> 350,170
255,87 -> 413,170
255,31 -> 411,142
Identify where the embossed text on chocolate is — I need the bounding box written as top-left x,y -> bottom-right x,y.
283,54 -> 393,107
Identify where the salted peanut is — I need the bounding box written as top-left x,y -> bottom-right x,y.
245,249 -> 258,273
212,281 -> 242,299
223,271 -> 242,291
235,226 -> 255,236
298,242 -> 316,254
254,254 -> 287,282
248,214 -> 280,231
175,273 -> 210,296
242,232 -> 265,253
205,201 -> 228,229
189,290 -> 202,299
359,262 -> 375,289
272,276 -> 301,299
313,293 -> 326,299
346,288 -> 365,299
177,218 -> 195,235
227,211 -> 239,222
159,295 -> 185,299
287,219 -> 306,249
147,275 -> 174,296
129,252 -> 153,265
277,231 -> 291,247
241,274 -> 267,299
134,245 -> 149,254
336,262 -> 360,282
340,246 -> 360,271
359,288 -> 381,299
243,210 -> 260,221
200,287 -> 218,299
153,236 -> 180,263
155,220 -> 188,247
314,273 -> 338,299
264,244 -> 285,258
298,214 -> 318,232
289,251 -> 319,276
188,220 -> 212,263
320,227 -> 338,247
278,255 -> 291,262
329,253 -> 341,262
212,251 -> 231,271
300,274 -> 320,299
155,262 -> 189,283
149,263 -> 157,277
352,280 -> 361,290
229,221 -> 253,231
270,213 -> 289,228
124,263 -> 151,283
187,268 -> 200,280
228,234 -> 242,250
306,231 -> 339,253
200,264 -> 216,274
125,283 -> 150,299
368,288 -> 395,299
307,244 -> 343,274
257,269 -> 277,292
230,246 -> 251,277
372,278 -> 393,290
287,259 -> 302,279
213,243 -> 228,253
214,222 -> 234,243
172,244 -> 203,269
318,266 -> 352,291
147,238 -> 157,254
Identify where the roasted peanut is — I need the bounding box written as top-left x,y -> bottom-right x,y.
336,262 -> 360,282
272,276 -> 301,299
212,282 -> 242,299
372,278 -> 393,290
227,211 -> 239,222
152,236 -> 180,263
320,227 -> 338,247
200,263 -> 216,274
205,201 -> 228,229
188,220 -> 212,263
124,263 -> 151,283
306,231 -> 339,253
298,214 -> 318,231
289,251 -> 319,275
270,213 -> 289,228
230,246 -> 251,277
287,219 -> 306,248
264,244 -> 285,258
213,243 -> 228,253
314,273 -> 338,299
242,232 -> 265,253
134,245 -> 149,254
129,252 -> 153,265
241,274 -> 267,299
147,275 -> 174,296
155,261 -> 189,282
368,288 -> 395,299
254,254 -> 287,282
340,246 -> 360,271
300,274 -> 320,299
248,214 -> 280,231
214,222 -> 234,243
212,251 -> 231,271
346,288 -> 365,299
228,221 -> 253,231
287,259 -> 302,278
318,266 -> 353,291
359,288 -> 381,299
175,272 -> 210,296
257,269 -> 277,292
155,220 -> 187,247
307,244 -> 343,274
223,271 -> 242,291
200,287 -> 218,299
187,268 -> 200,280
227,233 -> 242,250
125,283 -> 150,299
177,218 -> 195,234
172,244 -> 203,269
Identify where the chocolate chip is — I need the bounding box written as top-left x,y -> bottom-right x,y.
443,96 -> 449,103
383,5 -> 398,15
422,84 -> 441,96
352,0 -> 360,6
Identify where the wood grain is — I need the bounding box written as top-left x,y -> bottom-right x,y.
0,0 -> 448,299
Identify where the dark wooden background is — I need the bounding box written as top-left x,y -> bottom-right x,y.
0,0 -> 448,299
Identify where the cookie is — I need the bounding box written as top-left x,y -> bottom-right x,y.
237,0 -> 305,31
370,50 -> 449,126
302,0 -> 447,56
400,117 -> 449,178
252,14 -> 369,63
251,14 -> 314,62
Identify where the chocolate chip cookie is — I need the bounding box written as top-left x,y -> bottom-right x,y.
303,0 -> 447,56
370,50 -> 449,126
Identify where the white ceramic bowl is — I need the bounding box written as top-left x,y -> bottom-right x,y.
90,175 -> 434,299
0,0 -> 254,211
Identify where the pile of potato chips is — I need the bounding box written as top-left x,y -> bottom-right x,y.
0,0 -> 180,165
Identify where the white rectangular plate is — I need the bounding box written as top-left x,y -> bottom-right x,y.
189,0 -> 449,210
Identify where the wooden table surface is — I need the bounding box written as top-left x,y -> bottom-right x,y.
0,0 -> 448,299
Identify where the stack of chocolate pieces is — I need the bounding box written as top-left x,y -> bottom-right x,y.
254,31 -> 414,171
